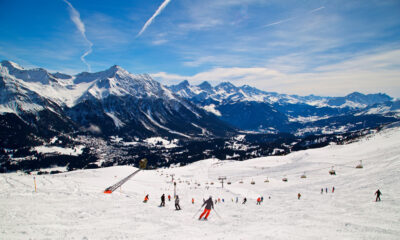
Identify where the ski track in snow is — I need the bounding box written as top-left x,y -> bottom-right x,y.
1,127 -> 400,239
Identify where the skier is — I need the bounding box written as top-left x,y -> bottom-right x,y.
160,194 -> 165,207
256,197 -> 261,205
332,186 -> 335,193
192,198 -> 195,204
144,194 -> 149,203
321,188 -> 323,194
375,189 -> 382,202
297,193 -> 301,200
261,196 -> 264,202
236,197 -> 238,203
175,195 -> 181,210
199,196 -> 214,221
242,197 -> 247,204
325,187 -> 328,194
168,195 -> 171,201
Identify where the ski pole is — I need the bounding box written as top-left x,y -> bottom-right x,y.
192,206 -> 203,218
213,208 -> 222,219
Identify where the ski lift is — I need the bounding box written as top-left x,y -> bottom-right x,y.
329,166 -> 336,175
264,177 -> 269,183
301,172 -> 307,179
356,160 -> 363,169
282,177 -> 288,182
251,180 -> 255,185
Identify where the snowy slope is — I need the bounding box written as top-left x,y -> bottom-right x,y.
1,125 -> 399,239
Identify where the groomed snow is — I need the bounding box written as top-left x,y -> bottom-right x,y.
1,126 -> 400,239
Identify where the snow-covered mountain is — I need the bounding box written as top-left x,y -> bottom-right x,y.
169,80 -> 397,133
169,80 -> 392,108
0,60 -> 236,144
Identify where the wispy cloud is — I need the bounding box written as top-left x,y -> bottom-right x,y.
137,0 -> 171,37
264,6 -> 325,28
63,0 -> 93,72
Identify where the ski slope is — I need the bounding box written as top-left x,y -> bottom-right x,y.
1,125 -> 400,239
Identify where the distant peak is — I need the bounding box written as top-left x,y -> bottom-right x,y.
1,60 -> 24,70
198,81 -> 212,89
107,64 -> 124,73
346,91 -> 363,97
217,82 -> 236,88
178,80 -> 190,86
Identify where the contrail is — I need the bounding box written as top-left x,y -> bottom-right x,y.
63,0 -> 93,72
137,0 -> 171,37
308,6 -> 325,14
264,6 -> 325,28
264,17 -> 296,28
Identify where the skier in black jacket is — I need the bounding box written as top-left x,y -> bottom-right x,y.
375,189 -> 382,202
160,194 -> 165,207
199,196 -> 214,220
175,195 -> 181,210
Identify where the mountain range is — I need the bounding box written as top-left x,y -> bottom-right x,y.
168,80 -> 399,134
0,60 -> 399,143
1,60 -> 399,171
0,60 -> 235,148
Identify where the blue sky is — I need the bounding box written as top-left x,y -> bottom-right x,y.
1,0 -> 400,97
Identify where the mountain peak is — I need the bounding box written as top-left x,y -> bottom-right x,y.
178,80 -> 190,87
198,81 -> 212,90
217,81 -> 235,87
105,64 -> 127,75
1,60 -> 25,70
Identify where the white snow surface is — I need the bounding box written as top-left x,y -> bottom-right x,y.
105,112 -> 125,128
143,137 -> 179,148
32,145 -> 85,156
1,127 -> 400,239
202,104 -> 222,116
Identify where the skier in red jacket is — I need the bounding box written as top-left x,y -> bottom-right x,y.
199,196 -> 214,220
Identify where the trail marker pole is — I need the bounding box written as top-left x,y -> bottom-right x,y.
174,182 -> 177,199
218,176 -> 226,188
33,177 -> 37,193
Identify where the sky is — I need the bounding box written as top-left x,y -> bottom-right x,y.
0,0 -> 400,97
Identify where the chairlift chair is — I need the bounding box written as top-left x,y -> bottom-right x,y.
301,172 -> 307,179
282,177 -> 288,182
251,180 -> 255,185
227,181 -> 231,185
264,177 -> 269,183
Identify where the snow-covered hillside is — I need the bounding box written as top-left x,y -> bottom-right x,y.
1,124 -> 399,239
